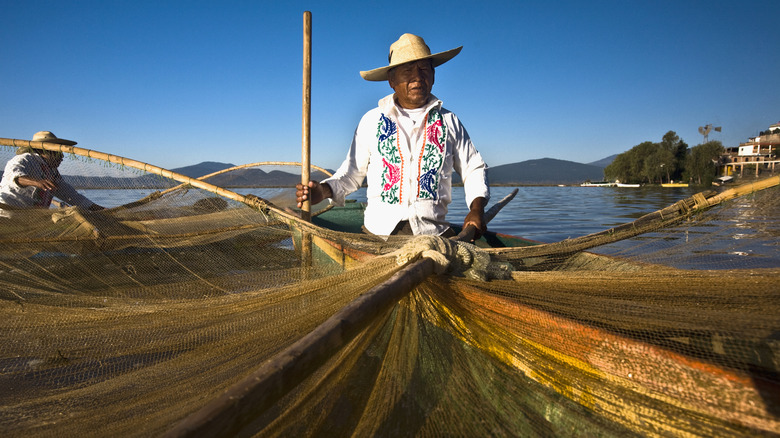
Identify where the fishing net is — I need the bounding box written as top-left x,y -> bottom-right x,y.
0,139 -> 778,437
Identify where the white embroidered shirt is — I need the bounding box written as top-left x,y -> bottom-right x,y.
323,94 -> 489,236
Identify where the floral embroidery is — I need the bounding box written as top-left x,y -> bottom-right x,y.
378,114 -> 396,144
377,108 -> 445,204
417,110 -> 445,200
418,168 -> 438,201
382,157 -> 401,191
377,113 -> 402,204
426,118 -> 444,153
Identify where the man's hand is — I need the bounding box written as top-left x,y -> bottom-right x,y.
16,176 -> 58,191
295,181 -> 332,208
463,196 -> 487,240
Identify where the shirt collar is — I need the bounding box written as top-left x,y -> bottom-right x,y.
378,93 -> 442,117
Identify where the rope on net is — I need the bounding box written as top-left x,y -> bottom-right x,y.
396,235 -> 513,281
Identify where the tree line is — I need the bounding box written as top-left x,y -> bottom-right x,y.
604,131 -> 724,185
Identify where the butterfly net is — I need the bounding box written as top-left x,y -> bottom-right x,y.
0,140 -> 778,437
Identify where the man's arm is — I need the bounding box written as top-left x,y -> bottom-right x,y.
463,196 -> 487,240
15,175 -> 104,210
15,175 -> 58,191
445,111 -> 490,239
53,179 -> 103,210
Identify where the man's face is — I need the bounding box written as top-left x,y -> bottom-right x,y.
43,151 -> 64,168
388,60 -> 434,109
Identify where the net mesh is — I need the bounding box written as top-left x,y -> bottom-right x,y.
0,143 -> 778,437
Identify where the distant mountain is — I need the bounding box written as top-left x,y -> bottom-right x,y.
485,158 -> 605,185
170,161 -> 236,178
55,162 -> 332,189
168,162 -> 334,185
198,168 -> 331,187
587,154 -> 617,168
45,157 -> 612,188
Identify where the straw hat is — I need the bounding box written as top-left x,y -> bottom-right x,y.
360,34 -> 462,82
32,131 -> 77,146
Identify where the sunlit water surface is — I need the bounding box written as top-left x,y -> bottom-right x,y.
83,185 -> 778,269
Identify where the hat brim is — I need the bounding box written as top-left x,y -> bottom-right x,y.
360,46 -> 462,82
33,138 -> 77,146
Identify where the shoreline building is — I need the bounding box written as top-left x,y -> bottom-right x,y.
720,121 -> 779,177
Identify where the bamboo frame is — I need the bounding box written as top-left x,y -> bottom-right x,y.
0,137 -> 256,205
3,137 -> 776,256
162,161 -> 332,194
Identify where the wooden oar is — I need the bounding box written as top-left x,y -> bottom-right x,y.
454,188 -> 518,242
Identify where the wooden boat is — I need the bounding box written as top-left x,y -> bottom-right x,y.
580,181 -> 616,187
582,182 -> 640,188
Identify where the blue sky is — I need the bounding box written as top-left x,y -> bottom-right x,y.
2,0 -> 778,171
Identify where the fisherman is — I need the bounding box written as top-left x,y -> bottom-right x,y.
296,33 -> 489,238
0,131 -> 104,214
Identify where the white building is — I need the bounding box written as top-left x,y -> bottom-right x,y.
720,121 -> 779,176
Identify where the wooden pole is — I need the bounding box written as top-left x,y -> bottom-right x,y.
301,11 -> 312,222
300,11 -> 313,269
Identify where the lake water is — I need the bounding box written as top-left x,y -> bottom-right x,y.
83,186 -> 697,243
82,185 -> 778,269
443,186 -> 700,243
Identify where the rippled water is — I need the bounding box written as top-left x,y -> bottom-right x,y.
352,186 -> 701,244
83,185 -> 778,269
454,186 -> 702,243
81,185 -> 714,243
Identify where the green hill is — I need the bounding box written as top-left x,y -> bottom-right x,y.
487,158 -> 606,185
